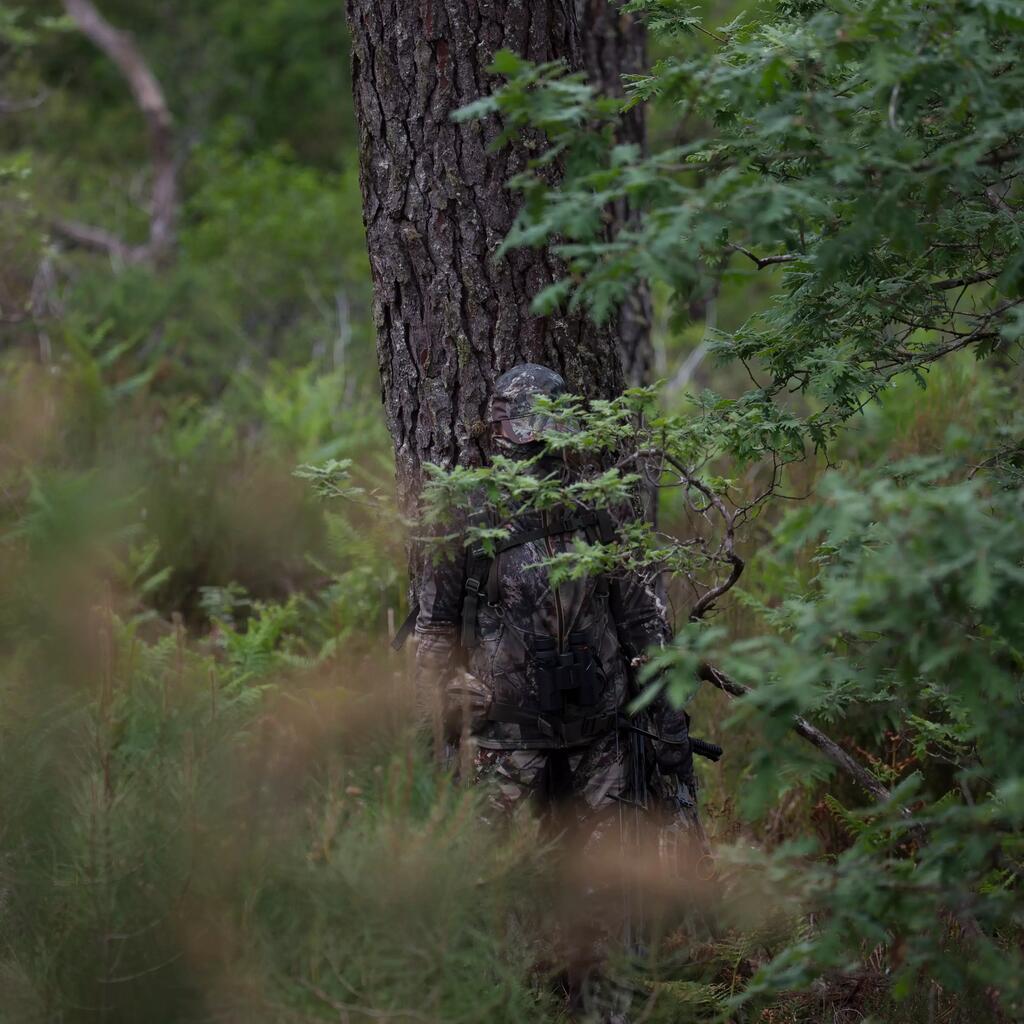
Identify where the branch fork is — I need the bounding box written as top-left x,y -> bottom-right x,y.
54,0 -> 177,267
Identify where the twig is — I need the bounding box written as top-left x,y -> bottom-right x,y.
55,0 -> 177,267
300,980 -> 437,1023
667,338 -> 710,394
691,22 -> 728,46
887,81 -> 901,132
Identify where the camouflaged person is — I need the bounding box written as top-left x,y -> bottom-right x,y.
412,364 -> 703,844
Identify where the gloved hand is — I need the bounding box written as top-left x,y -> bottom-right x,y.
651,703 -> 694,786
443,670 -> 493,742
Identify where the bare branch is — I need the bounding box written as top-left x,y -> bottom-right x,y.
727,243 -> 802,270
689,554 -> 744,621
0,91 -> 48,114
930,269 -> 1001,291
985,185 -> 1016,222
56,0 -> 176,267
887,81 -> 901,131
663,453 -> 746,620
50,218 -> 134,263
698,662 -> 893,803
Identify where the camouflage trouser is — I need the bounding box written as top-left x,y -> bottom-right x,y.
471,732 -> 632,1006
470,730 -> 629,845
469,731 -> 713,1020
467,728 -> 710,914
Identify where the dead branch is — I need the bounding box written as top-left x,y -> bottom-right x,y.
697,661 -> 893,804
930,269 -> 1000,291
0,91 -> 48,114
698,662 -> 1002,990
54,0 -> 176,267
663,453 -> 746,621
726,243 -> 802,270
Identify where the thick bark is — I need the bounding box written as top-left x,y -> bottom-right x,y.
580,0 -> 652,386
345,0 -> 623,522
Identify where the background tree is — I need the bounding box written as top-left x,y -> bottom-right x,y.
53,0 -> 177,267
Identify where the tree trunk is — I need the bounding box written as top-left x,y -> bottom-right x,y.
580,0 -> 652,386
344,0 -> 624,524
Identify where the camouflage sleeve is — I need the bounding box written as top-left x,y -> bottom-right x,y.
413,533 -> 464,729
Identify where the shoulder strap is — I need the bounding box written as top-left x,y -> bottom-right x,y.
491,509 -> 598,555
460,509 -> 494,650
460,555 -> 491,649
595,508 -> 617,545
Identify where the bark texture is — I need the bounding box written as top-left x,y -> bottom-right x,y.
579,0 -> 653,386
345,0 -> 623,518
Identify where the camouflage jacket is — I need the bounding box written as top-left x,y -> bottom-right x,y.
414,503 -> 692,765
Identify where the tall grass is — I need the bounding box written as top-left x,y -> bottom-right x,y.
2,348 -> 1013,1023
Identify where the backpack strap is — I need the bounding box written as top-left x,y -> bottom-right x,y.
486,554 -> 501,605
491,509 -> 598,554
461,511 -> 494,650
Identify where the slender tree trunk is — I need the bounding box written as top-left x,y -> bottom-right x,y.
344,0 -> 623,524
580,0 -> 652,386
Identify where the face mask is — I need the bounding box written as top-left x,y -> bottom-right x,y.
490,411 -> 557,445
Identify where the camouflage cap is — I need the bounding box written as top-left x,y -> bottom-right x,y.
488,363 -> 566,422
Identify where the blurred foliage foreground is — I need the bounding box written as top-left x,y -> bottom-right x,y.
3,0 -> 1024,1022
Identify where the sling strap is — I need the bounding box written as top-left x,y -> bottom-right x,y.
390,602 -> 420,652
615,715 -> 724,763
487,701 -> 619,746
486,703 -> 723,759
